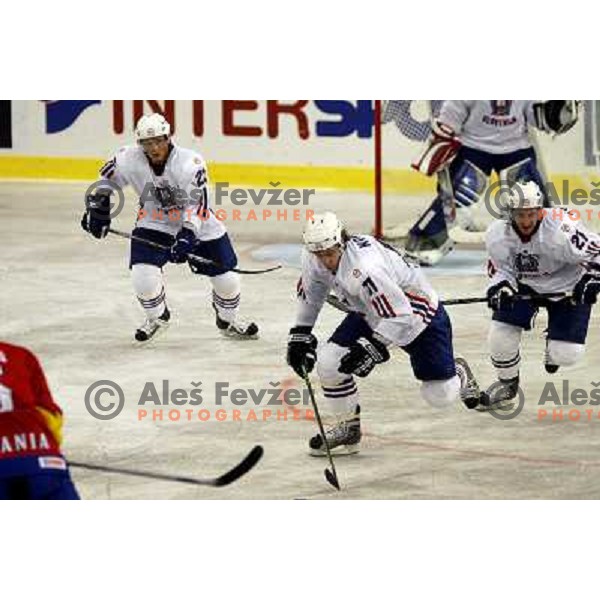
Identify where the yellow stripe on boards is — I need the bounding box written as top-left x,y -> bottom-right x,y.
0,155 -> 592,197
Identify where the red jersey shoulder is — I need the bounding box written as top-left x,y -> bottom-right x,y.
0,342 -> 58,412
0,342 -> 36,366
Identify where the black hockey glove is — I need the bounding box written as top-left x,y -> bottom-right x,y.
573,273 -> 600,305
487,281 -> 517,312
339,337 -> 390,378
170,227 -> 196,263
81,192 -> 111,239
287,326 -> 317,377
534,101 -> 579,135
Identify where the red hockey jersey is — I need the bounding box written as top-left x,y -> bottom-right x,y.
0,342 -> 63,459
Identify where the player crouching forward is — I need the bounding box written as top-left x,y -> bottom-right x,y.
81,113 -> 258,343
480,180 -> 600,410
0,342 -> 79,500
286,212 -> 478,455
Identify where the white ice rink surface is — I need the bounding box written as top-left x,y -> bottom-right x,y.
2,181 -> 600,499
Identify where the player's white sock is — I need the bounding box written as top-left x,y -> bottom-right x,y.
132,264 -> 166,320
489,321 -> 522,380
320,377 -> 360,419
316,343 -> 360,421
211,271 -> 241,324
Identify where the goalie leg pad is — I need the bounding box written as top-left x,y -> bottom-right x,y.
408,150 -> 488,237
452,159 -> 489,210
499,156 -> 545,193
498,152 -> 549,208
408,196 -> 449,239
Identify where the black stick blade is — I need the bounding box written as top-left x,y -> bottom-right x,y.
214,445 -> 264,487
233,265 -> 282,275
325,468 -> 341,490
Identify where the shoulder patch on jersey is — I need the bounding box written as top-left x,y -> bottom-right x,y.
99,156 -> 117,179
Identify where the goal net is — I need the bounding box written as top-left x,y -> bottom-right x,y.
374,100 -> 442,241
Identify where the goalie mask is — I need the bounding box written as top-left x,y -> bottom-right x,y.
303,212 -> 344,252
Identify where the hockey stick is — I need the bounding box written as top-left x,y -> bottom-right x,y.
326,292 -> 571,312
442,292 -> 571,306
69,444 -> 264,488
301,367 -> 341,491
108,228 -> 282,275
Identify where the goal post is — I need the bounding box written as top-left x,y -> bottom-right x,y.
374,99 -> 383,239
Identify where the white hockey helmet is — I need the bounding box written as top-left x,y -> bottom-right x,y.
135,113 -> 171,142
303,212 -> 344,252
506,180 -> 544,211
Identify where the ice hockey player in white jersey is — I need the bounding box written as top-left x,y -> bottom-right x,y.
81,113 -> 258,343
286,212 -> 478,455
408,100 -> 580,266
476,180 -> 600,410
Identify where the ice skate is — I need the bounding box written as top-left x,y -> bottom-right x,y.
213,304 -> 259,340
455,357 -> 484,409
404,230 -> 455,266
309,406 -> 361,456
544,340 -> 560,374
477,376 -> 520,412
134,307 -> 171,344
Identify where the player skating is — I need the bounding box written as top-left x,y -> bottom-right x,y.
408,100 -> 579,266
81,113 -> 258,343
0,342 -> 80,500
475,180 -> 600,410
286,212 -> 478,455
